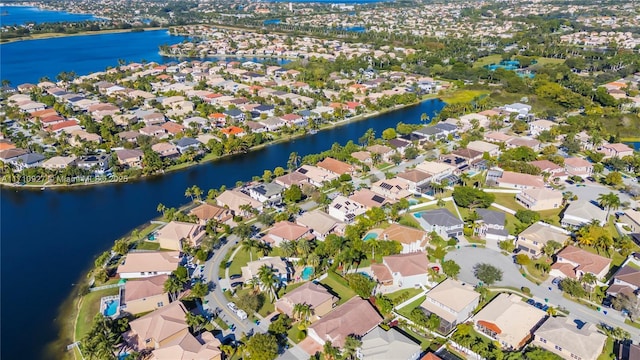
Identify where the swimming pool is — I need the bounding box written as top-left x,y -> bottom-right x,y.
409,199 -> 419,205
103,300 -> 119,317
301,266 -> 314,281
363,232 -> 378,241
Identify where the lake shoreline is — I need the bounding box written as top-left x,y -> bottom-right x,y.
0,27 -> 164,44
0,97 -> 442,191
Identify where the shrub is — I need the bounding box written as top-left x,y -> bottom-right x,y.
521,287 -> 531,295
297,330 -> 307,341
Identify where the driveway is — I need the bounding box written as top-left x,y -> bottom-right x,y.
445,246 -> 640,341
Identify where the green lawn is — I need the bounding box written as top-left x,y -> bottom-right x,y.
136,241 -> 160,250
399,213 -> 421,229
228,248 -> 262,277
523,257 -> 551,283
532,57 -> 566,66
395,326 -> 432,350
319,271 -> 357,304
440,89 -> 490,104
395,295 -> 426,319
473,55 -> 502,68
287,325 -> 307,344
625,319 -> 640,329
75,287 -> 120,340
597,336 -> 615,360
491,193 -> 521,210
214,317 -> 229,330
386,288 -> 424,303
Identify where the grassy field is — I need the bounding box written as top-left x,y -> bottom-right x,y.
473,55 -> 502,68
399,213 -> 422,228
396,295 -> 426,319
228,248 -> 262,277
136,241 -> 161,250
75,287 -> 119,340
440,89 -> 490,104
319,271 -> 357,304
386,288 -> 424,303
287,324 -> 307,343
491,193 -> 563,226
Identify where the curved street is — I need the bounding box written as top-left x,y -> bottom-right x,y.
445,246 -> 640,342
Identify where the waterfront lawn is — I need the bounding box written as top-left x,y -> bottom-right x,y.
136,241 -> 160,251
440,89 -> 490,104
395,295 -> 426,319
75,287 -> 119,340
318,271 -> 357,304
228,248 -> 262,277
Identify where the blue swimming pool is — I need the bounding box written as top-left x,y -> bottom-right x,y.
104,300 -> 119,316
363,232 -> 378,241
301,266 -> 314,281
118,353 -> 130,360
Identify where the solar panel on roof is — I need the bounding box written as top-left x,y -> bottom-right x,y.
372,195 -> 385,203
298,168 -> 308,174
380,183 -> 393,190
334,204 -> 342,209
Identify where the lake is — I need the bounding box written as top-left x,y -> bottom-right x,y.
0,5 -> 101,25
0,93 -> 444,359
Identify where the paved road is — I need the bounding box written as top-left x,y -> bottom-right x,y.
202,234 -> 268,337
445,247 -> 640,341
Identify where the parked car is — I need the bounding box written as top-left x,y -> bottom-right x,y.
527,299 -> 535,305
602,297 -> 612,308
237,309 -> 248,320
229,274 -> 242,280
227,302 -> 238,312
230,281 -> 243,288
535,302 -> 544,309
552,277 -> 561,286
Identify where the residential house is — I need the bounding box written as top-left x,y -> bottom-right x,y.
161,121 -> 185,136
119,131 -> 141,143
224,108 -> 245,121
420,209 -> 464,239
396,169 -> 432,192
516,223 -> 570,257
328,195 -> 367,223
296,165 -> 339,187
121,275 -> 170,315
241,257 -> 292,284
370,178 -> 412,200
349,189 -> 391,209
115,149 -> 144,168
351,151 -> 372,164
516,188 -> 564,211
262,221 -> 314,247
139,125 -> 167,138
496,171 -> 545,189
124,301 -> 190,351
379,224 -> 429,253
274,282 -> 337,321
174,138 -> 201,153
564,157 -> 593,178
152,142 -> 180,159
506,137 -> 541,151
606,264 -> 640,298
419,279 -> 480,334
371,252 -> 430,290
41,156 -> 77,170
367,144 -> 395,163
317,157 -> 356,176
474,209 -> 509,241
307,297 -> 382,349
529,160 -> 568,181
550,245 -> 611,281
600,143 -> 634,159
151,332 -> 222,360
259,117 -> 286,131
621,209 -> 640,242
215,189 -> 263,216
358,327 -> 421,360
156,221 -> 206,251
248,182 -> 284,205
473,293 -> 547,350
189,203 -> 233,225
117,251 -> 181,279
467,141 -> 500,157
529,119 -> 557,137
415,161 -> 456,181
77,154 -> 110,174
413,126 -> 445,140
274,171 -> 309,189
388,138 -> 412,155
296,210 -> 344,241
503,103 -> 532,117
560,200 -> 607,228
484,131 -> 514,144
532,316 -> 607,360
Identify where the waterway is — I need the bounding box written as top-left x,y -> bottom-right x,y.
0,5 -> 101,25
0,93 -> 445,358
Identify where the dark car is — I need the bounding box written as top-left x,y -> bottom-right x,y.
552,278 -> 561,286
230,282 -> 243,288
542,305 -> 549,312
535,302 -> 544,309
527,299 -> 535,305
602,297 -> 613,308
229,274 -> 242,280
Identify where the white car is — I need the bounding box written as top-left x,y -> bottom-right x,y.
236,309 -> 248,320
227,302 -> 238,312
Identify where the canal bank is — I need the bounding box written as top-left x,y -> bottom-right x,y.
1,98 -> 436,190
1,98 -> 445,360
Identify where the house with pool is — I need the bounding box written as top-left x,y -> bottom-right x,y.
241,257 -> 292,285
378,224 -> 429,253
419,209 -> 464,239
117,251 -> 181,279
296,209 -> 344,241
120,274 -> 170,315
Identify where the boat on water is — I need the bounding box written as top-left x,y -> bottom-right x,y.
309,129 -> 318,135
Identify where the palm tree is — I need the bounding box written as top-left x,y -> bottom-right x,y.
164,276 -> 184,302
258,265 -> 279,301
420,112 -> 429,123
191,185 -> 203,201
280,240 -> 297,258
293,303 -> 313,326
297,240 -> 313,257
342,336 -> 362,360
186,312 -> 208,334
598,192 -> 621,221
185,186 -> 194,200
307,253 -> 321,271
241,238 -> 260,262
581,273 -> 597,298
157,203 -> 166,216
